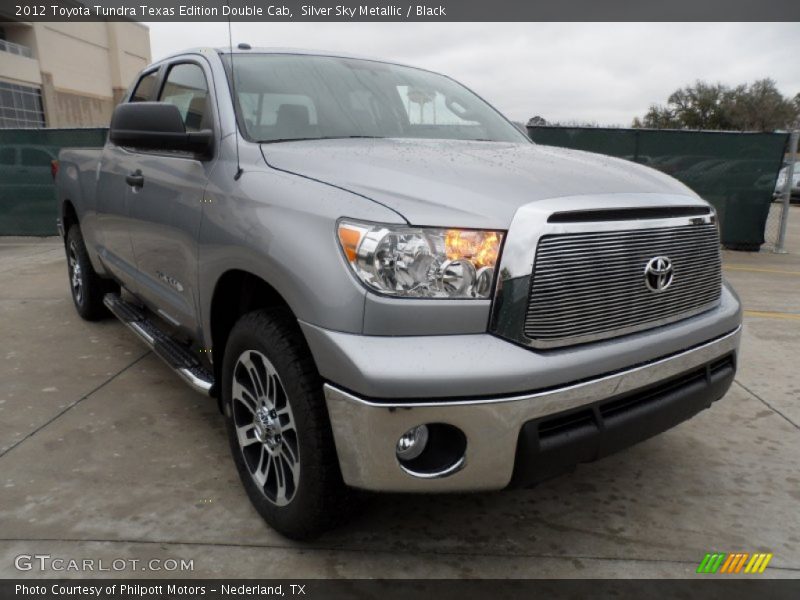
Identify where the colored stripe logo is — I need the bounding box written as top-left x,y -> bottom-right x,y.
696,552 -> 773,574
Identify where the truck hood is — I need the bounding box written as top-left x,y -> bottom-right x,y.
260,138 -> 697,229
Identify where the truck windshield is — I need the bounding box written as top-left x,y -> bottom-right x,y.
222,53 -> 528,144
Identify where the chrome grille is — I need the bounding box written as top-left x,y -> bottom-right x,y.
525,223 -> 721,348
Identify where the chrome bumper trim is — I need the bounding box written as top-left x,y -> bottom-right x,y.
324,326 -> 740,492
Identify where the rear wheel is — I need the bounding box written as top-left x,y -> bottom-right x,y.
65,225 -> 111,321
222,309 -> 353,539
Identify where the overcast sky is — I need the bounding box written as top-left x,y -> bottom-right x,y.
146,22 -> 800,125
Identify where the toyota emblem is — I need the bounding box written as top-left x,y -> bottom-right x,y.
644,256 -> 674,292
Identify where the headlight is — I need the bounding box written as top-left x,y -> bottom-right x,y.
337,220 -> 503,299
709,206 -> 720,234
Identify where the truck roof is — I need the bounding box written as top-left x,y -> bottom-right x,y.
157,46 -> 411,69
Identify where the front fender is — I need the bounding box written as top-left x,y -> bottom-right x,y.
197,160 -> 405,346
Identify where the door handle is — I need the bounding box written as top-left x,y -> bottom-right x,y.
125,169 -> 144,188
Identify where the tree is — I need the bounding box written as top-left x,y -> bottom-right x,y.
635,79 -> 796,131
636,104 -> 678,129
724,79 -> 796,131
668,81 -> 733,129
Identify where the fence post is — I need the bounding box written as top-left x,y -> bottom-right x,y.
775,128 -> 799,254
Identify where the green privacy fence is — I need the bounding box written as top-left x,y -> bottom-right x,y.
528,126 -> 790,249
0,127 -> 790,245
0,128 -> 107,236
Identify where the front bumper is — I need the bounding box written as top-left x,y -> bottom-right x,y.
302,284 -> 741,399
323,326 -> 740,492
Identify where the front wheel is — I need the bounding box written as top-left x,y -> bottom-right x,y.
222,309 -> 353,539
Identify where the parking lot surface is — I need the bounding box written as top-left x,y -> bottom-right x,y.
1,210 -> 799,579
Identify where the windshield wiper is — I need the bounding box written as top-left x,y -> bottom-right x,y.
261,135 -> 386,144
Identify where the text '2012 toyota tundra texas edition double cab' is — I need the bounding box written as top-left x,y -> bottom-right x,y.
55,47 -> 742,539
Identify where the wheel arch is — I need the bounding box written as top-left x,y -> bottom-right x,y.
208,269 -> 311,408
61,199 -> 79,236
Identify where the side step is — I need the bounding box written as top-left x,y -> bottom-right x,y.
103,294 -> 214,396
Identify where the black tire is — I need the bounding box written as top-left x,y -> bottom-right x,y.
65,225 -> 111,321
222,308 -> 353,540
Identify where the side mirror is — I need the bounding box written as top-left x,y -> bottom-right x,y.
109,102 -> 213,157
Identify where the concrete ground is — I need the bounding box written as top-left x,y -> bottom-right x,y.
1,210 -> 799,579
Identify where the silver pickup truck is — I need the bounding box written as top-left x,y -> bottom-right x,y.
55,47 -> 742,539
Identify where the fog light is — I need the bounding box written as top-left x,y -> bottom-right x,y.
396,425 -> 429,461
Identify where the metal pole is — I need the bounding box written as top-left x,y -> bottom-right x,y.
775,128 -> 799,253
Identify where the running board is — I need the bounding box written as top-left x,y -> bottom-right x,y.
103,294 -> 214,396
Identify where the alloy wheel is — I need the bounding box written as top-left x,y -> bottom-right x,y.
68,240 -> 83,305
231,349 -> 300,506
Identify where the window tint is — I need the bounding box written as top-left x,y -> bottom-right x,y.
239,93 -> 317,128
158,63 -> 210,132
130,71 -> 158,103
21,147 -> 53,167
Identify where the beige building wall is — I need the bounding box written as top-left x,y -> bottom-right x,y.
0,21 -> 151,127
0,50 -> 41,85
